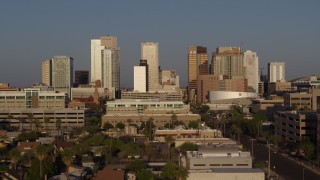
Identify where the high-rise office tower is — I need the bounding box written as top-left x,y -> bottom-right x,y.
243,50 -> 259,92
141,42 -> 159,91
42,59 -> 51,86
188,46 -> 208,90
91,36 -> 120,93
75,70 -> 89,86
134,66 -> 147,92
268,62 -> 285,82
51,56 -> 73,89
211,47 -> 245,78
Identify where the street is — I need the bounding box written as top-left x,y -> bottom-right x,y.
240,135 -> 320,180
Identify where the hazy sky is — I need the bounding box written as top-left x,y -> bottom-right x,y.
1,0 -> 320,88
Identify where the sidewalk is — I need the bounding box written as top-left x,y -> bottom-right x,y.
268,145 -> 320,176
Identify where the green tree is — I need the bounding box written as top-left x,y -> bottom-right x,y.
291,103 -> 298,111
187,121 -> 199,129
199,105 -> 210,114
136,169 -> 154,180
126,119 -> 133,135
36,144 -> 49,180
139,121 -> 146,130
34,118 -> 41,132
62,148 -> 74,180
7,115 -> 14,131
165,135 -> 174,161
44,117 -> 50,135
171,113 -> 178,129
16,131 -> 41,142
143,119 -> 154,141
27,156 -> 56,180
179,142 -> 198,154
126,160 -> 144,173
103,122 -> 114,130
56,118 -> 62,131
299,137 -> 315,160
177,166 -> 189,180
115,122 -> 125,130
27,114 -> 34,131
230,124 -> 242,142
161,162 -> 178,180
9,148 -> 21,169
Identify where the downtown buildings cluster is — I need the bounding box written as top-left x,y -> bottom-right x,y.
1,34 -> 320,179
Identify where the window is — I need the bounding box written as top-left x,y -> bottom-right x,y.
194,164 -> 206,166
209,164 -> 220,166
237,164 -> 248,166
222,164 -> 233,166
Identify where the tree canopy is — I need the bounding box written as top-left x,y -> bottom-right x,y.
161,162 -> 188,180
115,122 -> 125,130
126,160 -> 144,173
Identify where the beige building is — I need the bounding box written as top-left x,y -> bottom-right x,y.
188,169 -> 264,180
274,111 -> 318,143
154,128 -> 222,142
197,75 -> 247,103
121,91 -> 183,101
268,81 -> 294,95
91,36 -> 120,99
211,47 -> 245,78
284,88 -> 320,111
243,50 -> 259,92
106,99 -> 189,115
251,96 -> 284,115
0,88 -> 66,109
71,87 -> 109,100
185,147 -> 264,180
141,42 -> 159,91
42,60 -> 51,86
102,113 -> 200,127
268,62 -> 285,82
0,108 -> 85,133
188,46 -> 208,93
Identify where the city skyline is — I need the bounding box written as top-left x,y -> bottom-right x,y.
1,1 -> 320,88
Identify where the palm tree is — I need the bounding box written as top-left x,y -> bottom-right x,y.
230,124 -> 242,142
7,115 -> 14,131
126,119 -> 132,135
62,148 -> 74,180
44,117 -> 50,136
56,118 -> 62,130
17,117 -> 23,132
165,135 -> 174,161
177,166 -> 189,180
36,144 -> 48,180
34,118 -> 41,132
171,113 -> 178,129
9,148 -> 21,170
27,114 -> 34,131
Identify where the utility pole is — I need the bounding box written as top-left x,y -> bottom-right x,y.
250,139 -> 254,158
268,143 -> 271,178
